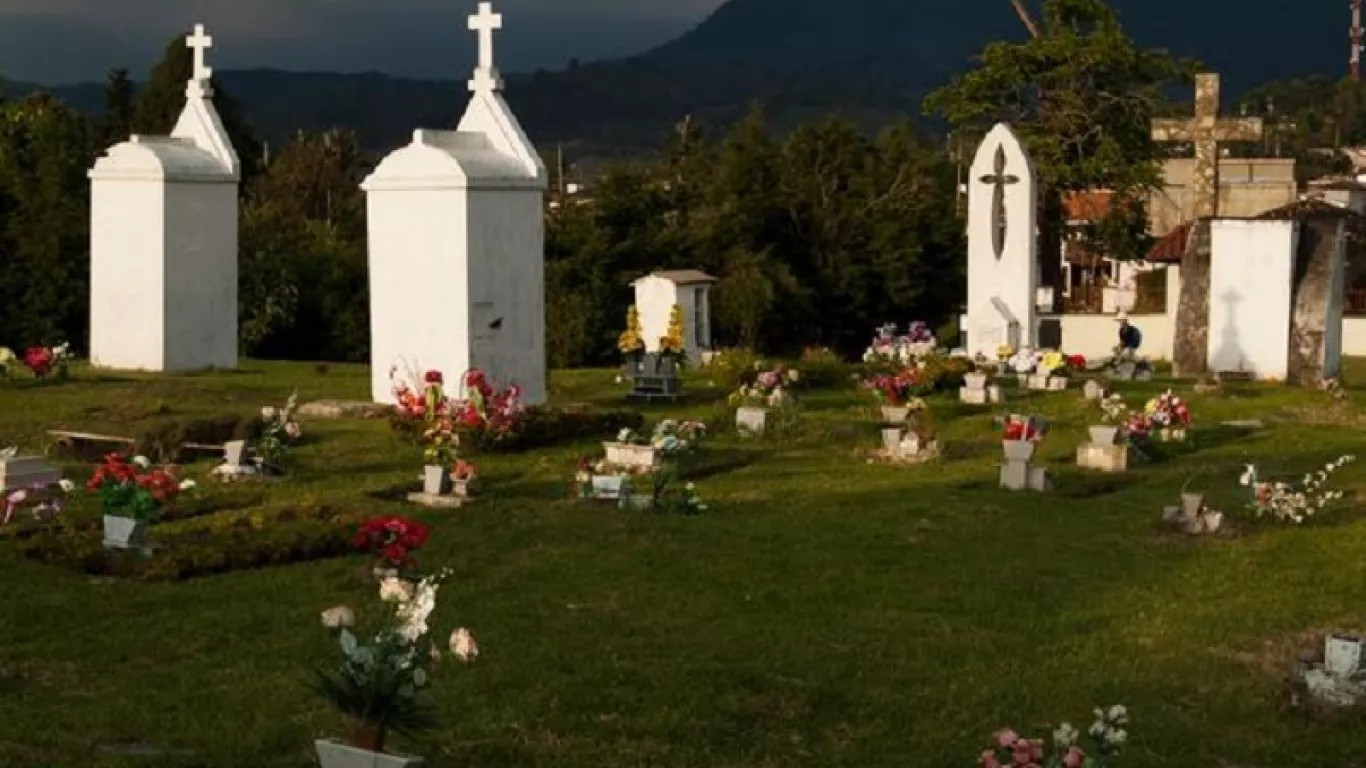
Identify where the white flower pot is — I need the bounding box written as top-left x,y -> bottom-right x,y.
451,478 -> 474,498
881,427 -> 904,452
603,442 -> 660,470
1026,374 -> 1051,390
422,465 -> 451,496
316,739 -> 424,768
223,439 -> 248,466
1326,635 -> 1364,676
963,372 -> 987,389
880,405 -> 910,424
1047,377 -> 1068,390
1201,510 -> 1224,534
736,406 -> 768,436
1002,440 -> 1035,463
102,514 -> 146,549
1179,492 -> 1203,518
1088,426 -> 1119,446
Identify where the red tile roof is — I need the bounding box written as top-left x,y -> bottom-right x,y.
1147,222 -> 1192,264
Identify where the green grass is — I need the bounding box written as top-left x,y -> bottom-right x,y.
3,360 -> 1366,767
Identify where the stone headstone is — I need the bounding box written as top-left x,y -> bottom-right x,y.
1083,380 -> 1106,400
0,452 -> 61,492
1077,443 -> 1127,473
965,124 -> 1038,359
362,1 -> 547,405
89,24 -> 239,372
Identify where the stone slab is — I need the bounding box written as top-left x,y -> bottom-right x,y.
1077,443 -> 1128,472
0,455 -> 61,492
406,492 -> 468,508
297,400 -> 392,419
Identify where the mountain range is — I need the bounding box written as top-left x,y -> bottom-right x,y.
1,0 -> 1349,162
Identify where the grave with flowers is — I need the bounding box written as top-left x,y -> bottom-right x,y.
1240,456 -> 1356,524
1077,394 -> 1132,473
1294,634 -> 1366,709
619,304 -> 687,402
861,322 -> 938,372
0,343 -> 73,384
730,365 -> 800,437
0,446 -> 62,493
1024,350 -> 1083,390
1000,414 -> 1050,491
390,368 -> 481,507
575,420 -> 708,508
870,398 -> 940,465
212,392 -> 303,482
959,369 -> 1004,404
974,704 -> 1129,768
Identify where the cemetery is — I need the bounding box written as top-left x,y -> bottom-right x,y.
6,3 -> 1366,768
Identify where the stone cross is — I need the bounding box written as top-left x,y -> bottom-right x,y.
1150,73 -> 1263,218
979,145 -> 1019,259
186,24 -> 214,97
467,2 -> 504,92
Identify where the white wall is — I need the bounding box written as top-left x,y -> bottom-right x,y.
1344,318 -> 1366,356
163,181 -> 237,371
90,180 -> 166,370
1208,220 -> 1296,379
1051,312 -> 1175,361
965,124 -> 1037,358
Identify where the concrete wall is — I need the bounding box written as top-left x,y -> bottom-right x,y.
1049,312 -> 1175,361
1149,158 -> 1298,236
1208,220 -> 1297,379
1344,318 -> 1366,355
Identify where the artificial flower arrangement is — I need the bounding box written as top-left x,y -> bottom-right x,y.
618,466 -> 710,514
88,453 -> 195,522
1098,394 -> 1129,425
315,524 -> 477,762
453,368 -> 527,447
0,343 -> 71,381
651,419 -> 706,456
3,479 -> 76,525
390,366 -> 454,424
996,343 -> 1015,362
1005,348 -> 1041,375
862,322 -> 937,368
658,304 -> 687,363
1003,414 -> 1046,442
1040,351 -> 1086,378
1141,390 -> 1190,441
257,391 -> 303,469
391,367 -> 475,493
864,367 -> 930,406
977,705 -> 1129,768
728,365 -> 800,408
352,515 -> 432,574
1240,456 -> 1355,524
618,305 -> 645,357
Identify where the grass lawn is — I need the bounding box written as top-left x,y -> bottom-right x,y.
3,359 -> 1366,767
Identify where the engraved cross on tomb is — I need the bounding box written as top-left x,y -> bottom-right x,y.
979,146 -> 1019,259
1150,73 -> 1263,218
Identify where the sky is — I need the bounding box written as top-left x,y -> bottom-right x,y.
0,0 -> 730,84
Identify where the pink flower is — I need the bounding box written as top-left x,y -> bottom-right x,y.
980,750 -> 1003,768
1062,747 -> 1086,768
993,729 -> 1018,747
1011,739 -> 1043,765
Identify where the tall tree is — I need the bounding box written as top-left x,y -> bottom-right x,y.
132,34 -> 263,184
98,68 -> 136,149
926,0 -> 1191,276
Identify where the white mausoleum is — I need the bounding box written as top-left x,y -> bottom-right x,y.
362,1 -> 547,404
88,24 -> 240,372
631,270 -> 716,361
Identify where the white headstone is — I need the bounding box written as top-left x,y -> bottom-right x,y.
966,123 -> 1039,360
0,452 -> 61,492
88,23 -> 240,372
1207,220 -> 1296,379
631,270 -> 716,361
362,1 -> 548,404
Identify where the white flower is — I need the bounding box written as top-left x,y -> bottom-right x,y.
1107,728 -> 1127,744
57,478 -> 75,493
617,428 -> 632,443
379,577 -> 414,603
132,455 -> 151,469
320,605 -> 354,628
1107,704 -> 1127,721
261,406 -> 279,421
1052,723 -> 1078,748
0,348 -> 12,363
178,479 -> 197,491
449,627 -> 478,660
284,421 -> 302,439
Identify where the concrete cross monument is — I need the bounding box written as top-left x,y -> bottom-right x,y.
186,24 -> 214,97
362,0 -> 548,405
964,123 -> 1038,361
1151,73 -> 1264,218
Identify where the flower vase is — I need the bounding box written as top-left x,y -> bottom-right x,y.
881,427 -> 904,452
1179,492 -> 1203,518
735,406 -> 768,436
422,465 -> 451,496
1002,439 -> 1035,463
102,515 -> 146,549
1088,426 -> 1119,446
223,439 -> 248,466
963,372 -> 987,389
880,405 -> 910,424
452,478 -> 474,498
316,737 -> 424,768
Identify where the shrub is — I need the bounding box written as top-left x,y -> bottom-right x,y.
920,354 -> 973,392
16,503 -> 368,580
797,346 -> 853,389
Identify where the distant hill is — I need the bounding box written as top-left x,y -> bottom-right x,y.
3,0 -> 1348,161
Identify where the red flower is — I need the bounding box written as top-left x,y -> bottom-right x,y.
424,370 -> 443,384
379,543 -> 408,565
22,346 -> 54,377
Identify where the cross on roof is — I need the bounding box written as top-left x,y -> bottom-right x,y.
467,2 -> 503,92
186,24 -> 214,96
1151,73 -> 1263,218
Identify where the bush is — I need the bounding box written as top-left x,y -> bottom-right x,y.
797,346 -> 854,389
920,354 -> 973,392
16,503 -> 367,580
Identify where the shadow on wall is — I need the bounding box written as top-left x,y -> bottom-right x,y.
1211,287 -> 1247,374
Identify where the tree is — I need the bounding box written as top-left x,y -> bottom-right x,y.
98,68 -> 136,149
132,34 -> 263,185
926,0 -> 1192,272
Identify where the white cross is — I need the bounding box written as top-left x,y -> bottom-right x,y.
467,2 -> 503,92
187,24 -> 213,84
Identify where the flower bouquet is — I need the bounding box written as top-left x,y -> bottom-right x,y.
313,565 -> 477,767
1002,415 -> 1045,462
864,368 -> 929,423
1142,390 -> 1190,441
618,305 -> 646,365
257,391 -> 302,471
656,304 -> 688,372
730,366 -> 800,437
651,419 -> 706,456
88,453 -> 195,548
352,515 -> 431,577
4,478 -> 75,525
1241,456 -> 1355,523
976,705 -> 1129,768
1090,394 -> 1130,446
0,343 -> 71,381
453,369 -> 527,451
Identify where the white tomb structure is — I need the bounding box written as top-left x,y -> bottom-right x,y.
630,270 -> 716,361
964,123 -> 1039,360
88,24 -> 240,372
362,1 -> 548,404
1207,220 -> 1296,378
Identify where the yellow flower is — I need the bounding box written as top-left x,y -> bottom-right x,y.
1041,351 -> 1065,371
